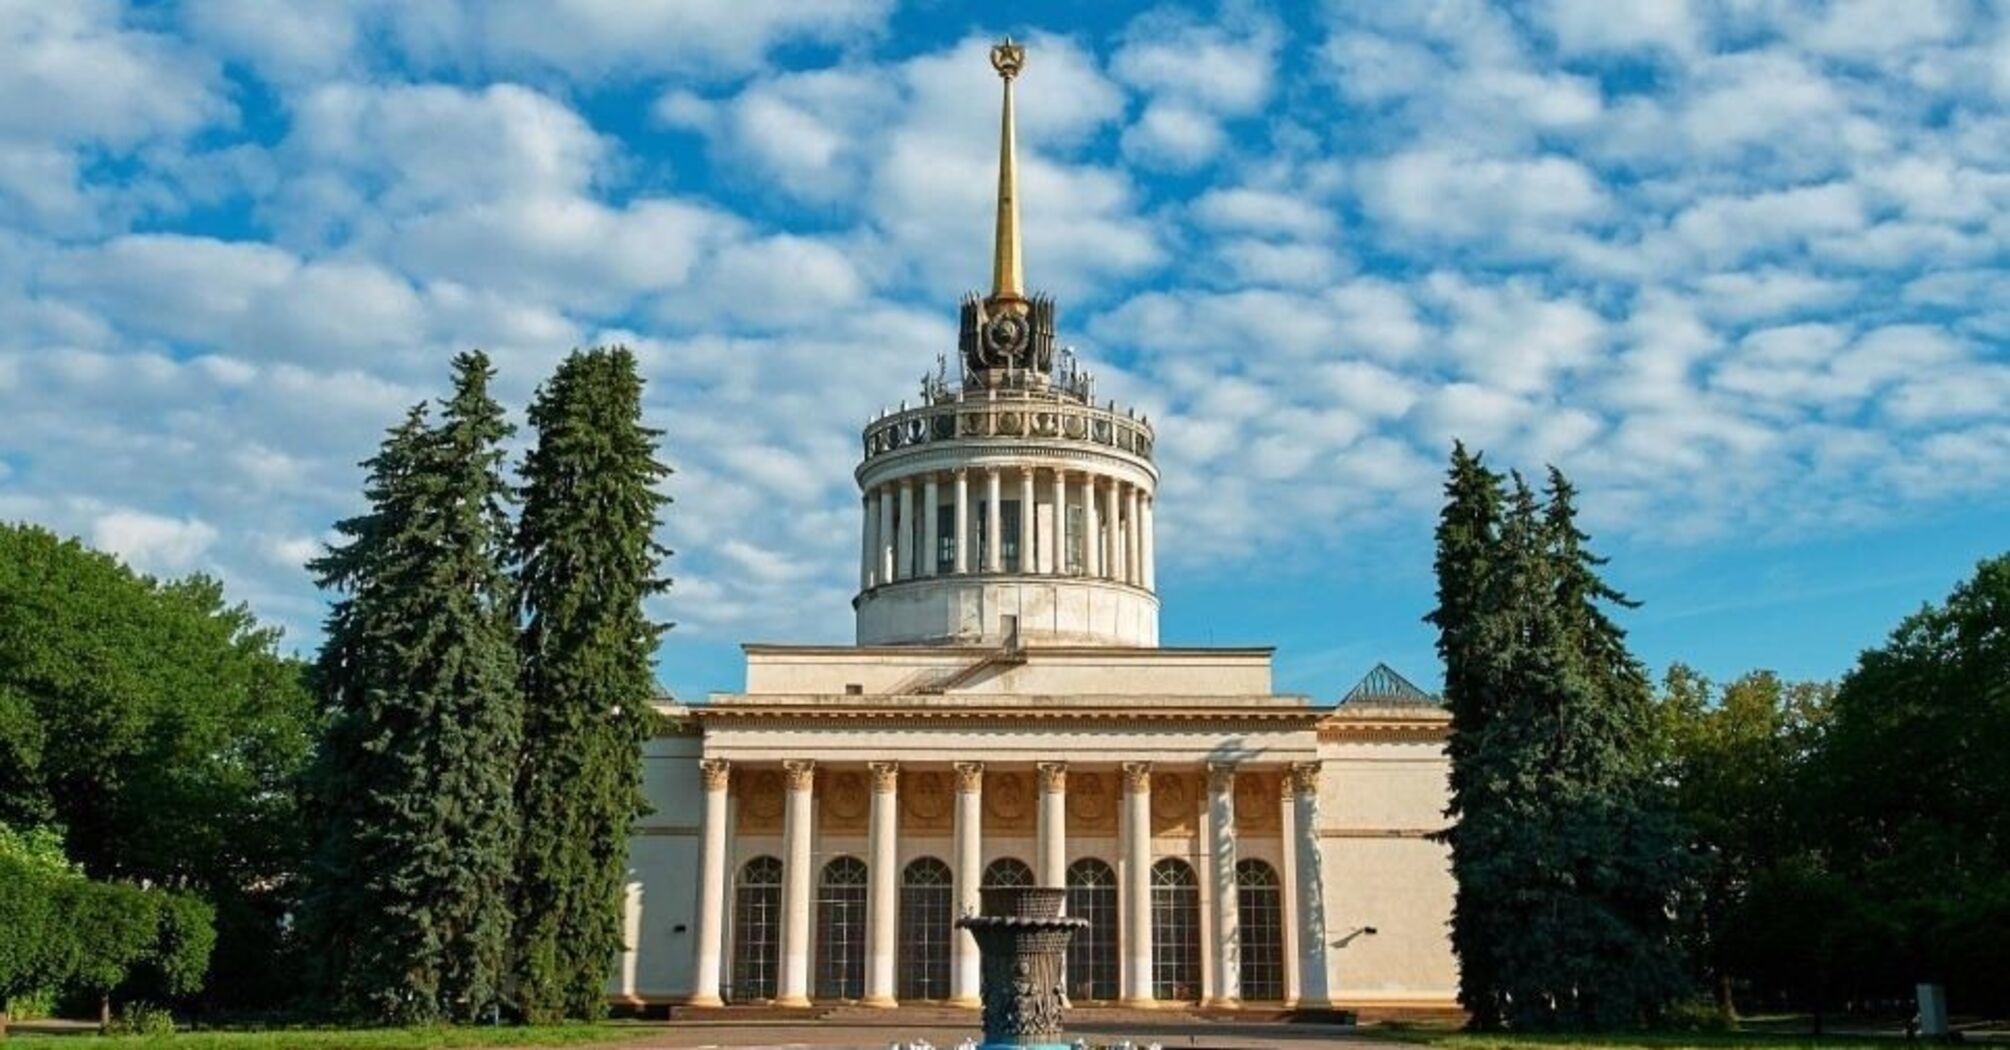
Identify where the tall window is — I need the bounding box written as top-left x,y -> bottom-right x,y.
936,504 -> 956,573
1001,499 -> 1022,571
900,858 -> 954,1001
730,856 -> 783,1002
816,856 -> 868,1000
1065,506 -> 1083,575
1151,858 -> 1202,1002
1236,859 -> 1286,1001
982,857 -> 1035,887
1065,859 -> 1119,1001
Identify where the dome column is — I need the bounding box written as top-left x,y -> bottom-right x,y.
954,469 -> 970,574
1142,495 -> 1156,591
1018,469 -> 1036,573
878,486 -> 897,585
1126,484 -> 1142,586
1104,480 -> 1122,584
985,467 -> 1004,573
1081,474 -> 1100,578
897,480 -> 915,581
1050,468 -> 1068,574
859,492 -> 876,590
922,474 -> 940,577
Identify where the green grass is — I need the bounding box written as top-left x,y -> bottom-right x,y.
1377,1028 -> 1905,1050
5,1024 -> 656,1050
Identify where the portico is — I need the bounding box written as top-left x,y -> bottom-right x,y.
682,719 -> 1327,1009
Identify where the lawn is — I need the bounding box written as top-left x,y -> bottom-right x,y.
3,1024 -> 657,1050
1382,1028 -> 1915,1050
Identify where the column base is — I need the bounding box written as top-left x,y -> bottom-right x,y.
1202,997 -> 1241,1009
949,995 -> 982,1009
1118,997 -> 1159,1009
774,995 -> 812,1008
686,993 -> 724,1009
860,995 -> 898,1009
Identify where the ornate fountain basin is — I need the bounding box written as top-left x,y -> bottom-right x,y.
956,887 -> 1088,1050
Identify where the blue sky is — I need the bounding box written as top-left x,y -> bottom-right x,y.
0,0 -> 2004,702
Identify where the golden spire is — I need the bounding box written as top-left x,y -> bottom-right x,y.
989,37 -> 1026,304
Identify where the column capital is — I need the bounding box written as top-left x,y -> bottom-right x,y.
869,761 -> 901,793
954,760 -> 985,792
1121,761 -> 1152,794
783,758 -> 817,791
1289,760 -> 1322,797
1206,761 -> 1237,794
700,757 -> 731,791
1037,761 -> 1067,793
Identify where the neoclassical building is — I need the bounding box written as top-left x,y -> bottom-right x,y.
615,41 -> 1456,1014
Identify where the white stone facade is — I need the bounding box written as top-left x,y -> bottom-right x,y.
613,38 -> 1458,1015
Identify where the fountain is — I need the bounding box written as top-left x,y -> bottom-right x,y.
955,887 -> 1089,1050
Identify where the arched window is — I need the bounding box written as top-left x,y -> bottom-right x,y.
730,856 -> 783,1002
816,857 -> 869,1000
900,858 -> 954,1000
1236,859 -> 1285,1001
981,857 -> 1035,887
1150,858 -> 1201,1003
1065,859 -> 1119,1001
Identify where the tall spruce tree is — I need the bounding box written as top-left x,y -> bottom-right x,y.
511,347 -> 670,1021
1426,442 -> 1509,1027
1430,451 -> 1688,1030
304,352 -> 523,1023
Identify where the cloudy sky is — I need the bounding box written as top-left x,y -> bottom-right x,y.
2,0 -> 2004,701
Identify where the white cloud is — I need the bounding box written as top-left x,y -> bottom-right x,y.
1363,150 -> 1611,244
91,508 -> 219,574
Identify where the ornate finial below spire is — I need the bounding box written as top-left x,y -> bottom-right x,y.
988,37 -> 1025,304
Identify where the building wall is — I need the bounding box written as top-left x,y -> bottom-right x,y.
616,735 -> 703,1003
740,646 -> 1275,697
1313,731 -> 1458,1005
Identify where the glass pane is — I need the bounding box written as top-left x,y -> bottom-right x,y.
1066,859 -> 1119,1001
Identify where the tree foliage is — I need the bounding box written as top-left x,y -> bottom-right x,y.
1431,450 -> 1686,1030
303,351 -> 523,1024
0,849 -> 217,1034
510,348 -> 671,1022
0,524 -> 313,1009
1814,554 -> 2010,1009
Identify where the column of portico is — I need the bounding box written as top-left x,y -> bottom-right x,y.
860,493 -> 876,590
690,758 -> 731,1007
985,469 -> 1004,573
777,759 -> 816,1007
1141,495 -> 1156,591
951,761 -> 985,1007
1277,769 -> 1301,1006
864,761 -> 900,1007
954,469 -> 970,574
1291,762 -> 1331,1008
1019,469 -> 1036,573
923,475 -> 940,577
1205,763 -> 1241,1007
1037,762 -> 1067,887
877,487 -> 896,585
1120,761 -> 1154,1007
1050,469 -> 1068,574
1081,475 -> 1100,578
1126,485 -> 1142,586
897,481 -> 915,581
1104,481 -> 1122,584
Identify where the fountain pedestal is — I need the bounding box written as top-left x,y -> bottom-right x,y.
955,887 -> 1088,1050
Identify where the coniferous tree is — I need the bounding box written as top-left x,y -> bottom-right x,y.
1426,441 -> 1509,1027
511,347 -> 670,1021
304,352 -> 523,1023
1431,451 -> 1687,1030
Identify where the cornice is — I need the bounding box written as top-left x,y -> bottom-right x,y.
693,704 -> 1325,728
856,440 -> 1158,491
855,572 -> 1161,605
